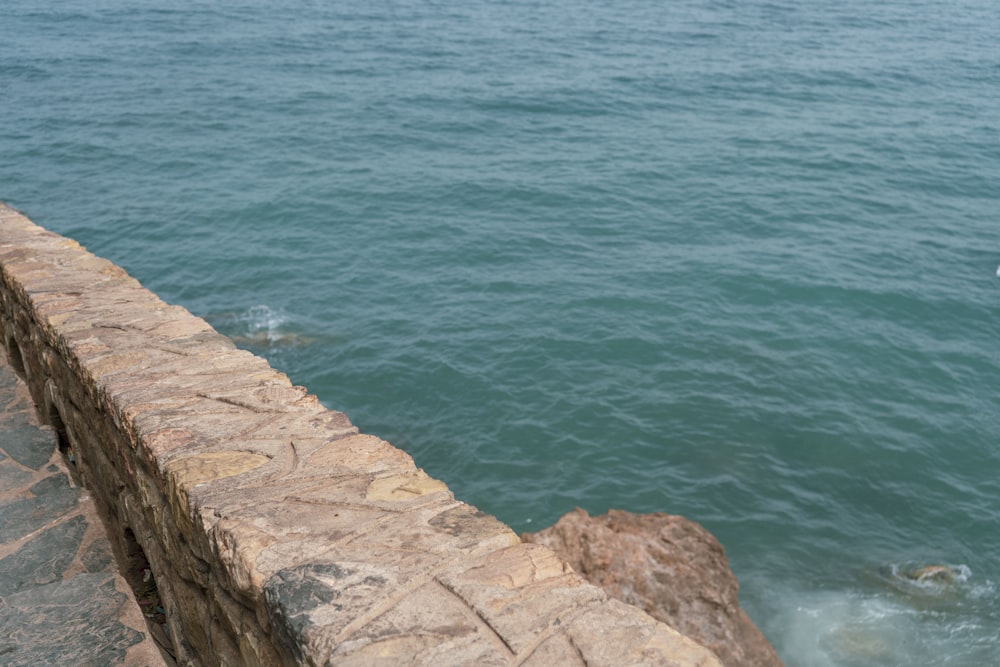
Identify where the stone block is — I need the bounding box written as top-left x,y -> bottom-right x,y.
566,599 -> 723,667
328,580 -> 511,666
437,543 -> 605,655
0,573 -> 148,667
0,515 -> 88,593
0,474 -> 80,543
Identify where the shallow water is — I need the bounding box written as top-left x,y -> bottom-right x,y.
3,0 -> 999,662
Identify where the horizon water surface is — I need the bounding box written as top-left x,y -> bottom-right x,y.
3,0 -> 1000,664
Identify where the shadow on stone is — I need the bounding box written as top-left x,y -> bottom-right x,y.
118,527 -> 175,663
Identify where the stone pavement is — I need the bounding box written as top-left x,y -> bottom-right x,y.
0,356 -> 167,666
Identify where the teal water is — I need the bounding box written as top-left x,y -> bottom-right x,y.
3,0 -> 999,663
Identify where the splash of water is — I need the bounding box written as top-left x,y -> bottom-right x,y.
206,305 -> 312,347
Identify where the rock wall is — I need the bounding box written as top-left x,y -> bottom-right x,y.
0,203 -> 722,666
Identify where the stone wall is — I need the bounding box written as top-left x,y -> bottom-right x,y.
0,203 -> 722,666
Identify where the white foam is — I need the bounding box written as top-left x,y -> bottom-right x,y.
207,305 -> 312,347
768,566 -> 999,667
241,304 -> 286,343
775,591 -> 914,667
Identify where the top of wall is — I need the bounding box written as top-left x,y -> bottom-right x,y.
0,202 -> 721,666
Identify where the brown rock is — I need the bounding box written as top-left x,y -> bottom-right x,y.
522,508 -> 783,667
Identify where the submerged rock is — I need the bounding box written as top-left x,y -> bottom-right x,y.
522,508 -> 783,667
905,564 -> 957,584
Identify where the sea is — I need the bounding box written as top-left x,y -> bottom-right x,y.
3,0 -> 999,664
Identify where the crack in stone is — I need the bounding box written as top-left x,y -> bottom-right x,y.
567,633 -> 590,666
512,602 -> 597,666
195,392 -> 286,414
434,576 -> 516,657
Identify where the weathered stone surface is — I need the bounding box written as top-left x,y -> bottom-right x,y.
437,543 -> 604,655
567,598 -> 724,667
523,508 -> 782,667
0,203 -> 728,666
0,423 -> 55,469
0,574 -> 145,666
0,514 -> 88,592
81,533 -> 117,572
329,580 -> 512,666
366,468 -> 450,501
0,474 -> 80,543
0,458 -> 34,493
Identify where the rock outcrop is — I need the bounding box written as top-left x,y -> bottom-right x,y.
523,508 -> 783,667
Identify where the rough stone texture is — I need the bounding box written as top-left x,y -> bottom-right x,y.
522,508 -> 783,667
0,359 -> 167,667
0,202 -> 723,666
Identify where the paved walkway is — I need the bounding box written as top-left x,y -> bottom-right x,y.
0,355 -> 167,666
